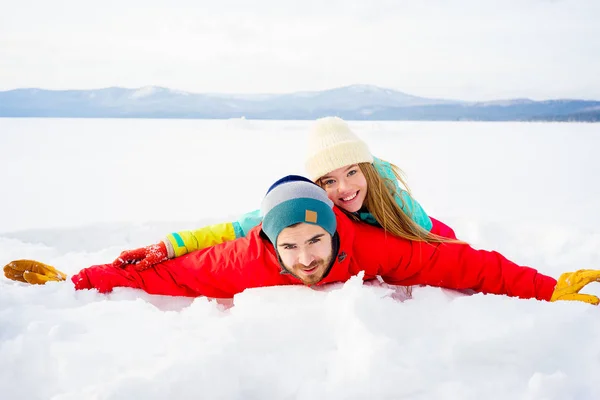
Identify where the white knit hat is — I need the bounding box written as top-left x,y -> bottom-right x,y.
305,117 -> 374,181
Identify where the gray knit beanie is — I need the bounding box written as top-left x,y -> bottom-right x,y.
260,175 -> 336,244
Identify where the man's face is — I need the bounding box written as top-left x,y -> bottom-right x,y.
276,223 -> 333,285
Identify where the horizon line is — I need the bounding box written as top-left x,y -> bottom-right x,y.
2,84 -> 599,103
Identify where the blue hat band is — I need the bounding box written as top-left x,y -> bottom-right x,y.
262,197 -> 336,244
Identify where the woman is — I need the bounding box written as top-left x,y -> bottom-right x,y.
111,117 -> 458,270
305,116 -> 457,242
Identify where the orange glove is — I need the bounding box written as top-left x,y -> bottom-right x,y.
550,270 -> 600,305
3,260 -> 67,284
112,242 -> 168,271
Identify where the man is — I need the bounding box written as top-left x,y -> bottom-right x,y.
4,175 -> 600,304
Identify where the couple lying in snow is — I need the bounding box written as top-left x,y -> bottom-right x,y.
4,117 -> 600,304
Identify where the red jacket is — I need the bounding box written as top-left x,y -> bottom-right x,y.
430,217 -> 458,239
72,207 -> 556,301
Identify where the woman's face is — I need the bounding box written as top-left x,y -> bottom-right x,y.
319,164 -> 368,213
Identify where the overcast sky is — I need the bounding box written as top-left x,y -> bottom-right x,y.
1,0 -> 599,100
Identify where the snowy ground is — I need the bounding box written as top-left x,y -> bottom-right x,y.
1,118 -> 600,399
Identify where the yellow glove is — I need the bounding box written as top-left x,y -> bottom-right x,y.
550,269 -> 600,305
3,260 -> 67,285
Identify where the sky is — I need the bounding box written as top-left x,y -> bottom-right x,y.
1,0 -> 599,101
2,119 -> 600,399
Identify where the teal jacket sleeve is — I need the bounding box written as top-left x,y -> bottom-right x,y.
370,157 -> 433,231
232,209 -> 263,238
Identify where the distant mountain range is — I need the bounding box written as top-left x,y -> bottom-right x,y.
1,84 -> 599,121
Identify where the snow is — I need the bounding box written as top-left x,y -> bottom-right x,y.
128,86 -> 177,99
1,118 -> 600,399
129,86 -> 159,99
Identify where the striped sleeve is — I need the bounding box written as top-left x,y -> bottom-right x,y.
162,209 -> 263,258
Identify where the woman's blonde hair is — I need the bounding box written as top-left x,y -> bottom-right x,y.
318,158 -> 460,244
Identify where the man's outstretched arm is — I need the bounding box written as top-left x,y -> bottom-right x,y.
352,222 -> 600,304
